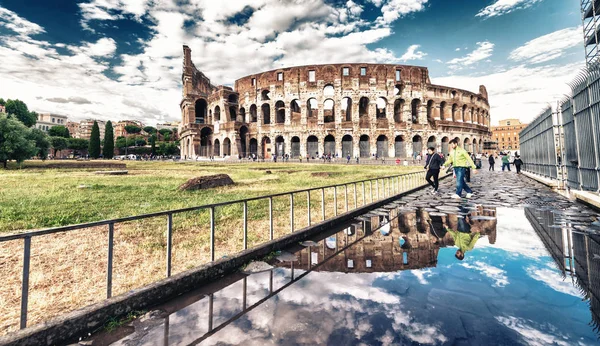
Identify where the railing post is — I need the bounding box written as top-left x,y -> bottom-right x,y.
307,191 -> 311,226
269,197 -> 273,241
334,186 -> 338,216
107,223 -> 114,299
210,207 -> 215,262
345,185 -> 348,212
354,183 -> 357,209
362,181 -> 366,205
290,194 -> 294,233
376,179 -> 379,200
20,236 -> 31,329
321,188 -> 325,221
243,201 -> 248,249
166,214 -> 172,277
370,180 -> 373,202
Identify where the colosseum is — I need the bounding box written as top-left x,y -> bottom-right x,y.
179,45 -> 491,160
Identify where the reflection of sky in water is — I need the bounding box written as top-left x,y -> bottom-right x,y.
111,207 -> 599,345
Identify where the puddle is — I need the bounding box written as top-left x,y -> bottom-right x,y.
87,202 -> 600,345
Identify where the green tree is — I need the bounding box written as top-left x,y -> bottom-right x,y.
134,137 -> 147,147
50,136 -> 68,157
68,138 -> 89,156
48,125 -> 70,138
88,121 -> 101,158
103,121 -> 114,159
158,128 -> 172,136
0,115 -> 37,168
5,99 -> 37,127
149,134 -> 157,155
125,125 -> 141,134
143,126 -> 156,134
0,98 -> 5,106
29,128 -> 50,160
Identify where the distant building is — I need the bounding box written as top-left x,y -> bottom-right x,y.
35,113 -> 68,132
66,121 -> 81,138
491,118 -> 528,152
0,104 -> 5,114
156,121 -> 180,131
114,120 -> 145,138
79,119 -> 106,140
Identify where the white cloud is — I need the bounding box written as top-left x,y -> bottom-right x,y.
447,41 -> 494,70
399,44 -> 427,62
476,0 -> 544,19
0,7 -> 45,36
462,261 -> 508,287
526,267 -> 581,297
455,47 -> 461,51
496,316 -> 573,346
509,26 -> 582,64
369,0 -> 429,25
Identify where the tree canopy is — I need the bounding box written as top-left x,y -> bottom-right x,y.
0,98 -> 5,106
48,125 -> 70,138
68,138 -> 89,156
5,99 -> 38,127
50,136 -> 69,157
0,114 -> 38,168
143,126 -> 156,134
103,121 -> 114,159
125,125 -> 141,134
29,128 -> 50,160
88,121 -> 101,158
158,128 -> 173,136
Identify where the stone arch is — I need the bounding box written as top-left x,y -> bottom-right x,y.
262,103 -> 271,125
451,104 -> 458,122
262,136 -> 272,158
228,94 -> 238,103
342,134 -> 353,157
223,137 -> 231,156
394,99 -> 404,123
412,135 -> 423,157
463,138 -> 471,152
441,136 -> 449,156
359,97 -> 369,118
239,126 -> 248,157
462,104 -> 468,122
427,136 -> 436,150
275,136 -> 285,156
359,134 -> 370,158
261,89 -> 270,101
376,97 -> 387,119
307,98 -> 318,118
199,127 -> 212,157
395,135 -> 406,158
440,101 -> 447,121
341,97 -> 352,122
275,100 -> 285,124
250,104 -> 257,122
290,99 -> 301,122
411,99 -> 420,124
229,106 -> 237,121
426,100 -> 434,124
471,107 -> 475,124
324,134 -> 335,155
291,136 -> 301,158
214,138 -> 221,156
307,135 -> 319,157
239,107 -> 246,122
324,99 -> 335,123
472,138 -> 478,154
323,84 -> 335,97
194,99 -> 207,124
376,135 -> 388,157
249,138 -> 258,156
214,106 -> 221,122
393,84 -> 403,96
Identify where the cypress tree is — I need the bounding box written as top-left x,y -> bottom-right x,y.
103,121 -> 114,159
88,121 -> 101,158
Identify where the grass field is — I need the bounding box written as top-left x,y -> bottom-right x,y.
0,160 -> 421,335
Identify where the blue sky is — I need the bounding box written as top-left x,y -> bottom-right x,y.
0,0 -> 585,126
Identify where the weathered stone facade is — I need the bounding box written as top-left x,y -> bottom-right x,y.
180,45 -> 492,160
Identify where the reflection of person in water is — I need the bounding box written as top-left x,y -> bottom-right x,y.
447,228 -> 480,260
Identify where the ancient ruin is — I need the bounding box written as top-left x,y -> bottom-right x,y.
179,46 -> 492,160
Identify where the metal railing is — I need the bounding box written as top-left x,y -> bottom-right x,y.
0,170 -> 428,330
520,107 -> 559,180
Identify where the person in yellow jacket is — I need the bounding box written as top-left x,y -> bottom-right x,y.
442,138 -> 478,199
447,229 -> 480,260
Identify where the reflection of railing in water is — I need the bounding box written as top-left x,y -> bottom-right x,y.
526,207 -> 600,334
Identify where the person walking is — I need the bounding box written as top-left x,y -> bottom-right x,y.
513,155 -> 523,174
488,154 -> 495,171
424,146 -> 443,194
442,138 -> 477,199
501,153 -> 510,171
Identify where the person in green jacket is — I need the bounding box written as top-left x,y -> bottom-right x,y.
501,153 -> 511,171
442,138 -> 477,199
447,229 -> 480,260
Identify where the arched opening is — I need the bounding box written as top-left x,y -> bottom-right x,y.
208,110 -> 212,124
250,104 -> 257,122
341,97 -> 352,121
229,106 -> 237,121
411,99 -> 420,124
395,135 -> 405,158
223,138 -> 231,156
472,138 -> 478,154
290,100 -> 301,122
464,138 -> 471,152
393,84 -> 403,96
262,137 -> 271,158
451,104 -> 457,122
239,126 -> 248,157
376,97 -> 387,119
214,106 -> 221,122
275,100 -> 285,124
291,136 -> 300,158
324,134 -> 335,155
359,97 -> 369,118
440,101 -> 446,121
412,135 -> 423,157
275,136 -> 285,156
359,135 -> 370,158
228,94 -> 238,103
394,99 -> 404,123
199,127 -> 212,157
342,134 -> 353,157
261,90 -> 270,101
307,135 -> 319,157
249,138 -> 258,157
214,138 -> 221,156
462,104 -> 468,122
307,98 -> 318,118
239,107 -> 246,122
427,136 -> 436,151
262,103 -> 270,125
324,99 -> 335,123
195,99 -> 207,124
376,135 -> 388,157
323,84 -> 335,97
471,107 -> 475,124
426,100 -> 434,124
441,137 -> 449,156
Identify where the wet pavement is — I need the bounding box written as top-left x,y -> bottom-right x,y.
84,164 -> 600,346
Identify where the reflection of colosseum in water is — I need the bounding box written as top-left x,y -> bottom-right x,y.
179,46 -> 492,159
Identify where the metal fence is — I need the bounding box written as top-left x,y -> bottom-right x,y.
0,170 -> 429,330
520,107 -> 558,179
520,61 -> 600,192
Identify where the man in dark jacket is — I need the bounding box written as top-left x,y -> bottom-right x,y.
488,154 -> 495,171
513,155 -> 523,174
424,146 -> 443,194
